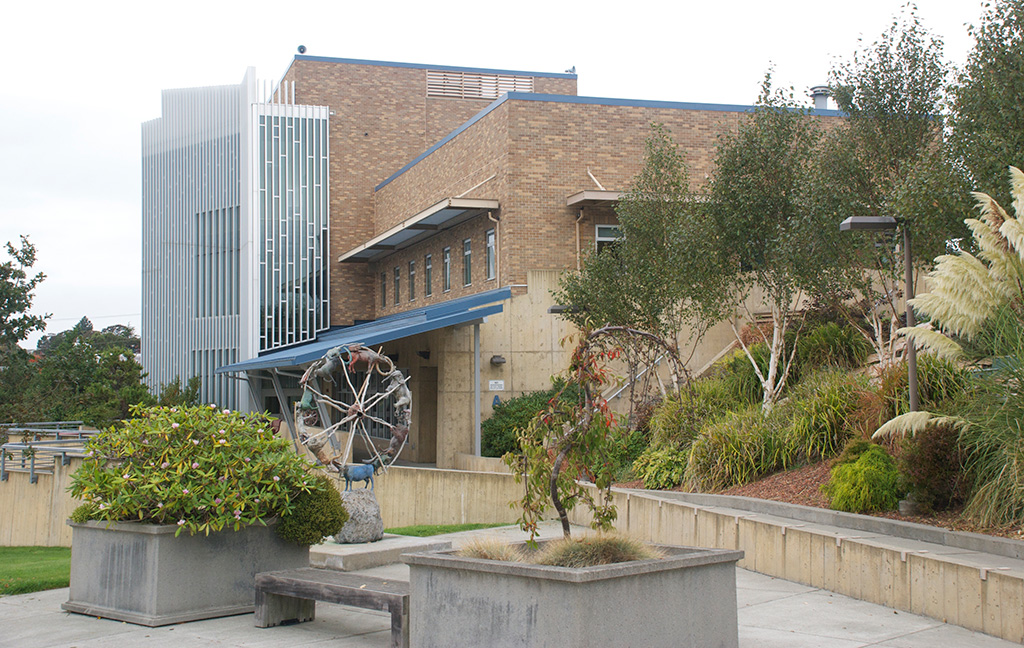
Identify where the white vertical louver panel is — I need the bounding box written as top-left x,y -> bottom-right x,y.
251,100 -> 329,354
142,81 -> 246,410
142,74 -> 329,411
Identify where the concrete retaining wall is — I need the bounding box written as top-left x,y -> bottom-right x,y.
453,453 -> 511,473
6,458 -> 1024,642
568,486 -> 1024,643
0,456 -> 80,547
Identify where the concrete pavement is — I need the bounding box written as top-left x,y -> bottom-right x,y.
0,521 -> 1016,647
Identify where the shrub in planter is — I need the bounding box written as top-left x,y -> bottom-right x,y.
275,472 -> 349,545
69,404 -> 321,535
897,420 -> 966,513
64,404 -> 340,626
821,445 -> 902,513
633,445 -> 690,490
648,378 -> 732,448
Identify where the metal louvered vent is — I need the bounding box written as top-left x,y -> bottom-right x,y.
426,70 -> 534,100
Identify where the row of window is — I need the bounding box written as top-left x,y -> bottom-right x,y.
382,229 -> 496,307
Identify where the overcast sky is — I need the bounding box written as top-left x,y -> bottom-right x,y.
0,0 -> 985,349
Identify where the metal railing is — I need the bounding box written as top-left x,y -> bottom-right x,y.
1,430 -> 93,484
1,421 -> 85,430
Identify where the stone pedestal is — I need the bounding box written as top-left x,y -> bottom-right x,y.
335,489 -> 384,543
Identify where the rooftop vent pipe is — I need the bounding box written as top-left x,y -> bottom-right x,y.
809,85 -> 830,110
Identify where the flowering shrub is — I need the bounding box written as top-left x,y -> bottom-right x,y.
69,404 -> 319,537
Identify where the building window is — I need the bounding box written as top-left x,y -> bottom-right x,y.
443,247 -> 451,292
393,267 -> 400,305
380,272 -> 387,307
485,229 -> 496,280
463,239 -> 472,286
425,254 -> 433,297
408,260 -> 416,301
596,224 -> 622,253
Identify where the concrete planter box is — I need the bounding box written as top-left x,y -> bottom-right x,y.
62,520 -> 308,626
403,543 -> 743,648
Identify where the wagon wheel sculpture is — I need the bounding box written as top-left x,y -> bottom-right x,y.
294,343 -> 411,475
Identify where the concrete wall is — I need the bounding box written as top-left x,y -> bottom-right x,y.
0,458 -> 80,547
568,487 -> 1024,644
5,459 -> 1024,642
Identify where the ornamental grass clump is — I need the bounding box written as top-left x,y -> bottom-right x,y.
69,404 -> 321,537
534,535 -> 664,568
456,538 -> 526,562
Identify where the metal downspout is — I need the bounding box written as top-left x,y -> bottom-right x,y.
474,323 -> 481,456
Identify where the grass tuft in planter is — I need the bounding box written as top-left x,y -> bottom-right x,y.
534,535 -> 664,568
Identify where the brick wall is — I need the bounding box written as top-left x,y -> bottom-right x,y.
281,58 -> 574,325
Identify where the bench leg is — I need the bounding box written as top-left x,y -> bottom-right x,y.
390,601 -> 409,648
255,589 -> 316,628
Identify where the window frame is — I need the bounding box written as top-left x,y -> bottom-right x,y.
443,247 -> 451,292
425,254 -> 433,297
595,224 -> 622,253
463,238 -> 472,286
485,228 -> 496,281
393,267 -> 400,306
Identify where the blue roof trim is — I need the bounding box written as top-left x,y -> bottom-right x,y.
293,55 -> 576,79
374,92 -> 843,191
216,287 -> 512,374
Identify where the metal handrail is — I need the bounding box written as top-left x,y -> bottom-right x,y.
0,421 -> 84,429
1,437 -> 90,484
603,354 -> 665,402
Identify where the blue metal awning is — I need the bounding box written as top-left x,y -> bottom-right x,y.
217,287 -> 511,374
338,197 -> 499,264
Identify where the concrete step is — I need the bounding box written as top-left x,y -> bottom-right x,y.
310,534 -> 452,572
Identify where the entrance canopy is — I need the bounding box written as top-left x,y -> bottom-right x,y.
216,287 -> 510,374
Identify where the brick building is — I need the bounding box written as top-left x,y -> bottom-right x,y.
141,55 -> 838,468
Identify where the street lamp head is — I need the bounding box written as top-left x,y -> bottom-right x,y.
839,216 -> 898,232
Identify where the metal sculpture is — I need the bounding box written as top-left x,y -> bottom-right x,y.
295,343 -> 411,482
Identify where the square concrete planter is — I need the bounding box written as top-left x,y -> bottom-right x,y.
62,520 -> 309,626
403,543 -> 743,648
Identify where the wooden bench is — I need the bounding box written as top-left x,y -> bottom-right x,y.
254,567 -> 410,648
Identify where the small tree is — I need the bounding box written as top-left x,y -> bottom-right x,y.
703,74 -> 839,412
505,326 -> 682,540
814,7 -> 969,367
555,124 -> 724,414
949,0 -> 1024,209
0,236 -> 47,347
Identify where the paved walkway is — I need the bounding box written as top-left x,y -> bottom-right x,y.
0,522 -> 1016,648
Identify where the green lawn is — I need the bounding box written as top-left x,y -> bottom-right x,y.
384,522 -> 509,537
0,546 -> 72,596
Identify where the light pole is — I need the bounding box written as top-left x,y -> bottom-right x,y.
840,216 -> 919,411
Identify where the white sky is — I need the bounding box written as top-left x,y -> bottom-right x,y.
0,0 -> 984,349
